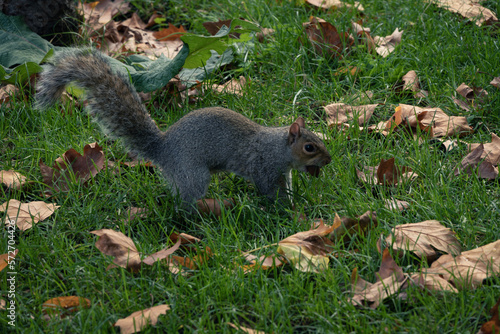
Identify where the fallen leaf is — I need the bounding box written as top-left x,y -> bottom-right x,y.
42,296 -> 91,318
324,103 -> 378,127
398,70 -> 428,98
428,0 -> 498,26
91,229 -> 142,272
468,133 -> 500,165
0,170 -> 27,190
454,144 -> 499,180
491,77 -> 500,89
349,253 -> 408,309
409,272 -> 458,293
152,23 -> 186,41
196,198 -> 235,216
454,82 -> 488,110
123,207 -> 149,222
426,239 -> 500,289
242,253 -> 285,271
398,104 -> 473,138
277,220 -> 334,272
478,297 -> 500,334
357,157 -> 417,185
78,0 -> 131,33
40,142 -> 105,194
305,0 -> 364,11
0,299 -> 5,310
328,211 -> 377,243
211,77 -> 248,96
376,249 -> 405,282
256,27 -> 275,43
142,238 -> 182,265
303,17 -> 353,58
0,199 -> 60,231
203,19 -> 239,37
169,232 -> 202,245
114,305 -> 170,334
385,220 -> 461,261
374,28 -> 403,57
227,322 -> 267,334
384,198 -> 410,211
0,84 -> 18,104
0,249 -> 17,272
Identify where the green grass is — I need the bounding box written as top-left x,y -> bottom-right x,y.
1,0 -> 500,332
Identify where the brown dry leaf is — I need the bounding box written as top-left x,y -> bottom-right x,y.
374,28 -> 403,57
328,211 -> 377,243
478,298 -> 500,334
169,232 -> 202,245
277,220 -> 334,272
454,144 -> 499,180
468,133 -> 500,165
88,10 -> 184,59
123,207 -> 149,222
384,198 -> 410,211
454,82 -> 488,110
0,170 -> 27,190
227,322 -> 267,334
399,70 -> 428,98
91,229 -> 142,272
78,0 -> 130,33
211,77 -> 248,96
40,142 -> 105,194
332,66 -> 359,76
197,198 -> 235,216
0,199 -> 60,231
324,103 -> 378,127
152,23 -> 186,41
357,157 -> 417,185
385,220 -> 461,261
431,138 -> 462,153
306,0 -> 364,11
399,104 -> 473,138
491,77 -> 500,89
0,84 -> 18,104
242,253 -> 285,272
409,272 -> 458,293
0,299 -> 5,310
42,296 -> 91,318
142,238 -> 182,266
256,27 -> 275,43
425,239 -> 500,289
428,0 -> 498,26
203,19 -> 238,37
0,249 -> 17,272
114,305 -> 170,334
303,17 -> 353,58
376,249 -> 405,282
349,253 -> 408,309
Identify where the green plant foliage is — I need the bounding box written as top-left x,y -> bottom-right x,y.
181,19 -> 260,69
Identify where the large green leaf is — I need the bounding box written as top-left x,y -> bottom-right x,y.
181,19 -> 259,69
0,13 -> 56,84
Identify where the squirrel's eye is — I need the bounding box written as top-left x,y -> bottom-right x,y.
304,144 -> 316,153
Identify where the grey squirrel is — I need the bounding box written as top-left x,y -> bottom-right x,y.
36,49 -> 332,210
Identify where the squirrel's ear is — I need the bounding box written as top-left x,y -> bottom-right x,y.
288,122 -> 301,145
294,117 -> 306,128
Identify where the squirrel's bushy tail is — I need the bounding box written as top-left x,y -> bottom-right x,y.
36,49 -> 164,163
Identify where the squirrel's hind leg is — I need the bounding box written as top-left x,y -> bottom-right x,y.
168,167 -> 211,207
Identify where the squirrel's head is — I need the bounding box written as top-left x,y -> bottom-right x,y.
288,117 -> 332,177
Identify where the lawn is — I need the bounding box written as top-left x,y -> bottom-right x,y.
1,0 -> 500,332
